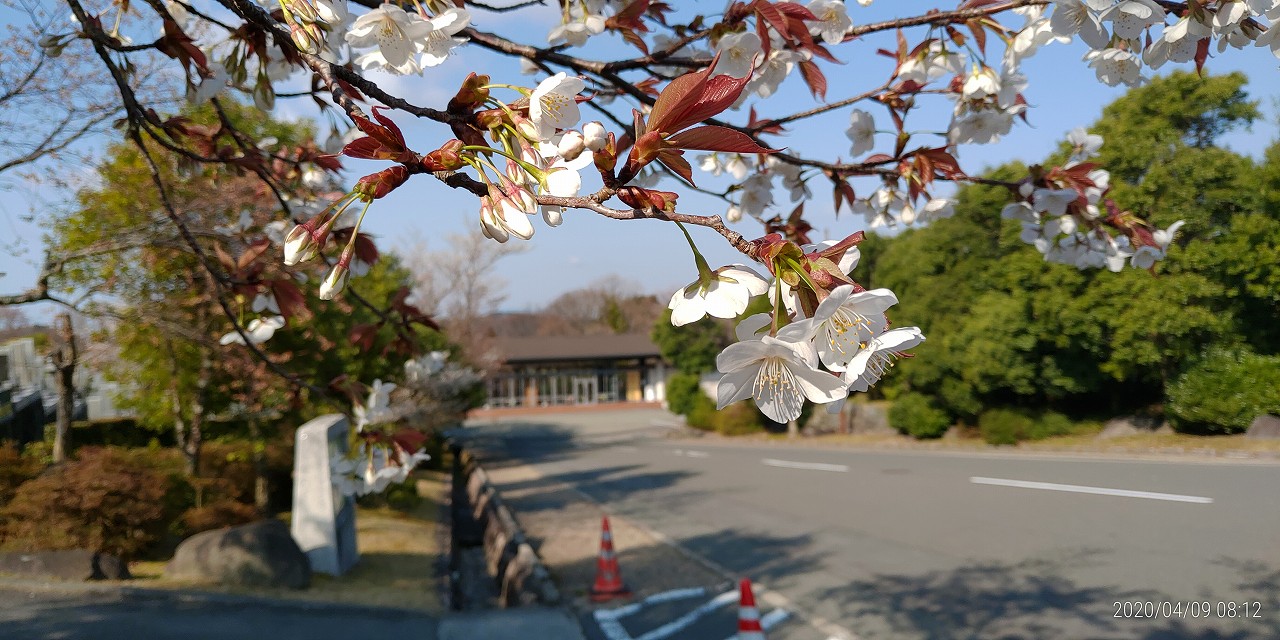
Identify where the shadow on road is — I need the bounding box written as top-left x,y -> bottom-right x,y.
807,548 -> 1280,640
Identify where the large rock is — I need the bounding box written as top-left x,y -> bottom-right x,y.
0,550 -> 130,581
166,519 -> 311,589
1098,415 -> 1165,439
803,401 -> 895,436
1246,414 -> 1280,440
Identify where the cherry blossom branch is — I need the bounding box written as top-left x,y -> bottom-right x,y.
536,191 -> 757,258
748,81 -> 893,132
218,0 -> 452,123
847,0 -> 1047,38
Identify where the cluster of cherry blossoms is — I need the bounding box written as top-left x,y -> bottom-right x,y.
1001,127 -> 1185,271
330,377 -> 432,497
667,232 -> 923,423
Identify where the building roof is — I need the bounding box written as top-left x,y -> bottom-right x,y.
496,333 -> 662,364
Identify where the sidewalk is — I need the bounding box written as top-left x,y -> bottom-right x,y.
482,460 -> 730,609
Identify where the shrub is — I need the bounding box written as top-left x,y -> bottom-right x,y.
0,443 -> 43,506
1025,411 -> 1075,440
666,373 -> 706,417
978,408 -> 1034,445
181,500 -> 261,535
888,393 -> 952,439
0,446 -> 187,559
1167,348 -> 1280,434
711,401 -> 765,435
685,392 -> 718,430
977,408 -> 1084,444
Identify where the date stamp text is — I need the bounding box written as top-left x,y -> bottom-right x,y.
1113,601 -> 1263,619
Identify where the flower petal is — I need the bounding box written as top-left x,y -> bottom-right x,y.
716,367 -> 756,409
789,361 -> 849,405
716,339 -> 771,373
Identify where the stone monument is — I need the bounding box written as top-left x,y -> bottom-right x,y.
291,413 -> 359,575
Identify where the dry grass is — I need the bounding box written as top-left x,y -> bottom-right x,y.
133,470 -> 447,613
747,429 -> 1280,457
1018,431 -> 1280,455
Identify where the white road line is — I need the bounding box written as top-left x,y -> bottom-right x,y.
762,458 -> 850,473
673,449 -> 710,458
969,476 -> 1214,504
632,590 -> 738,640
594,587 -> 708,621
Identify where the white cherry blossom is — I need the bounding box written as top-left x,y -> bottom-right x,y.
420,8 -> 470,67
806,0 -> 853,45
842,327 -> 926,392
1049,0 -> 1111,49
218,316 -> 286,346
1131,220 -> 1185,269
716,317 -> 847,422
529,73 -> 586,140
346,3 -> 433,75
1066,127 -> 1104,162
1099,0 -> 1165,40
668,265 -> 770,326
714,32 -> 763,78
846,109 -> 876,156
950,109 -> 1015,145
810,285 -> 898,371
1084,47 -> 1145,86
548,12 -> 606,46
897,42 -> 965,84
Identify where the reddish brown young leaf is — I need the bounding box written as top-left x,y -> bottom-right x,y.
753,0 -> 793,42
237,238 -> 273,271
747,106 -> 787,135
348,323 -> 379,350
270,279 -> 311,321
967,19 -> 988,54
798,59 -> 827,100
352,233 -> 380,265
656,150 -> 696,185
1194,38 -> 1210,75
774,1 -> 817,20
646,59 -> 752,134
666,125 -> 778,153
619,28 -> 650,54
607,0 -> 650,31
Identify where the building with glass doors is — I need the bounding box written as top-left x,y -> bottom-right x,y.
485,334 -> 669,408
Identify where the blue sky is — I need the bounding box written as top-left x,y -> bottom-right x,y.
3,0 -> 1280,318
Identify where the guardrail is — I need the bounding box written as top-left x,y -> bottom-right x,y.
450,444 -> 560,608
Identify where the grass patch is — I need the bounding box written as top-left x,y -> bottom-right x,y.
133,471 -> 446,613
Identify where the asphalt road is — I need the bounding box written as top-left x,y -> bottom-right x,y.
0,586 -> 439,640
460,409 -> 1280,640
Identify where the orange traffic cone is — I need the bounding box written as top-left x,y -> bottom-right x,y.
588,516 -> 631,602
737,578 -> 766,640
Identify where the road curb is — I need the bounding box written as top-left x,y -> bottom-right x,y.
451,444 -> 562,608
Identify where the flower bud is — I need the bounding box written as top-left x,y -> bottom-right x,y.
512,115 -> 540,142
290,22 -> 324,55
448,72 -> 491,113
284,0 -> 320,24
39,33 -> 69,58
319,251 -> 352,300
557,131 -> 587,161
283,224 -> 319,265
582,121 -> 608,152
421,139 -> 466,172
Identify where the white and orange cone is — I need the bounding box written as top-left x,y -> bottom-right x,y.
589,516 -> 631,602
738,578 -> 766,639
